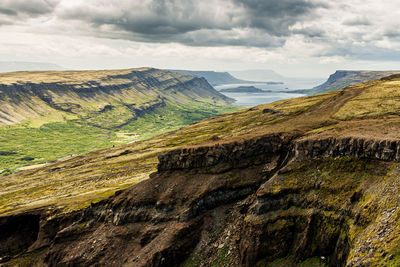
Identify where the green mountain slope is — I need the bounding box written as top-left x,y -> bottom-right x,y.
0,68 -> 237,171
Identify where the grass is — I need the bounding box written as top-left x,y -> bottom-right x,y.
2,71 -> 400,266
265,255 -> 327,267
0,102 -> 238,172
0,121 -> 114,171
334,79 -> 400,120
4,74 -> 400,218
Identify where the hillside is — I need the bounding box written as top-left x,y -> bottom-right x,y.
171,70 -> 248,85
310,70 -> 400,95
3,74 -> 400,266
0,68 -> 236,171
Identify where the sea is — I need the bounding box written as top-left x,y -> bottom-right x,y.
214,83 -> 307,107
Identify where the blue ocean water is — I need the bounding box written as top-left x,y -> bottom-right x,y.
214,83 -> 306,106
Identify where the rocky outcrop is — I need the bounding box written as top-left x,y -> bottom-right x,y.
158,134 -> 291,172
294,137 -> 400,161
2,133 -> 400,266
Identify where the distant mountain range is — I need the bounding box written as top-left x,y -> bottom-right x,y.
229,69 -> 325,90
170,70 -> 250,86
229,69 -> 286,81
0,61 -> 66,72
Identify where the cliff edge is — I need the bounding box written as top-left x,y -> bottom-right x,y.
2,74 -> 400,266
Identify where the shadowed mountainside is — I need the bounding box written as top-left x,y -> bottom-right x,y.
3,74 -> 400,265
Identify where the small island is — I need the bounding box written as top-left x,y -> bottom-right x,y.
220,86 -> 267,93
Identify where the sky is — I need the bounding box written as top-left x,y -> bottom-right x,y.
0,0 -> 400,78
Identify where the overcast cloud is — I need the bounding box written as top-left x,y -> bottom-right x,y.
0,0 -> 400,77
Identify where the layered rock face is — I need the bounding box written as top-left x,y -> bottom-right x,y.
2,133 -> 399,266
0,68 -> 233,127
311,70 -> 400,94
295,137 -> 400,161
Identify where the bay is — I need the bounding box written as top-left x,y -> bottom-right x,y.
214,83 -> 306,106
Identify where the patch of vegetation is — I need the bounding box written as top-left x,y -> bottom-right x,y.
0,102 -> 239,171
265,255 -> 327,267
0,121 -> 114,171
120,102 -> 238,140
212,246 -> 233,267
181,254 -> 201,267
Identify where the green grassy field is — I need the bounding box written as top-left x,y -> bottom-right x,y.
0,102 -> 239,173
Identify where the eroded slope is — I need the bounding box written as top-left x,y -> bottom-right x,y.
0,68 -> 236,171
3,75 -> 400,266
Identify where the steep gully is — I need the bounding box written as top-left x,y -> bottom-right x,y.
1,132 -> 400,266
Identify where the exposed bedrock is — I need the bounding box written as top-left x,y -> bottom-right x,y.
158,134 -> 293,172
294,136 -> 400,161
1,134 -> 400,266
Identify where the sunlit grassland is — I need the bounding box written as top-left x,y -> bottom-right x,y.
0,102 -> 239,173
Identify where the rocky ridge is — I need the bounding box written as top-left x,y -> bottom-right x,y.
0,68 -> 233,127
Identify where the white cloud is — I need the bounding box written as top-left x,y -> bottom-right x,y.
0,0 -> 400,77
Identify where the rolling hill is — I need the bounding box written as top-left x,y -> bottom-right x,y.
2,74 -> 400,265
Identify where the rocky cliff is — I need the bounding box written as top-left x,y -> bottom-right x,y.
0,68 -> 233,127
310,70 -> 400,95
2,74 -> 400,266
1,133 -> 399,266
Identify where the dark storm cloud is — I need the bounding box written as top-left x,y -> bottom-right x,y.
232,0 -> 326,35
0,8 -> 17,16
58,0 -> 324,47
0,0 -> 59,18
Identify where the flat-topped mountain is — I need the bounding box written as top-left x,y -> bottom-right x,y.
0,68 -> 236,171
171,70 -> 249,86
310,70 -> 400,95
0,68 -> 232,127
3,73 -> 400,266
